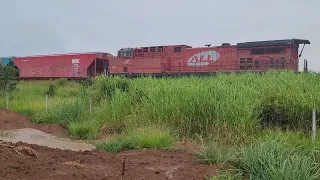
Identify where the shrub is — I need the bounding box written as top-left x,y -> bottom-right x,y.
45,84 -> 56,97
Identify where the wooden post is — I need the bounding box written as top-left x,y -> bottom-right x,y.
6,92 -> 9,109
312,109 -> 316,141
45,94 -> 48,113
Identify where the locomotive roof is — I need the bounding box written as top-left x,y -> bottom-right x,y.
237,38 -> 310,48
13,52 -> 112,58
118,38 -> 310,50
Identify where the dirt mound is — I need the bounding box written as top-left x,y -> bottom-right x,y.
0,141 -> 218,180
0,109 -> 68,137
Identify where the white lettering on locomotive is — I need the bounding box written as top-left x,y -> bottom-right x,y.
187,50 -> 219,67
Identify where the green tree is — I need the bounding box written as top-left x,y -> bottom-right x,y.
0,64 -> 18,95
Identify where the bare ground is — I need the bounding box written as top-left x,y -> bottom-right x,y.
0,108 -> 68,138
0,109 -> 219,179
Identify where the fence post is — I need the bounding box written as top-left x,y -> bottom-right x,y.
6,92 -> 9,109
89,98 -> 92,113
45,94 -> 48,113
312,109 -> 316,141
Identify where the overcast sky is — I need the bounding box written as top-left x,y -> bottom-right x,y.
0,0 -> 319,71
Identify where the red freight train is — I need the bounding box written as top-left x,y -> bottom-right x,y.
14,52 -> 112,79
108,38 -> 310,77
11,38 -> 310,80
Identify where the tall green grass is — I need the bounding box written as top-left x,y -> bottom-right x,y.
96,125 -> 174,153
2,70 -> 320,141
235,133 -> 320,180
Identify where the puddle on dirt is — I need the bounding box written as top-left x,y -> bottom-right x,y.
0,128 -> 95,151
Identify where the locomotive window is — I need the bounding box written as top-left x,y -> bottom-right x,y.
142,47 -> 149,52
156,47 -> 164,52
266,47 -> 285,54
251,48 -> 265,55
174,47 -> 182,53
150,47 -> 156,52
246,58 -> 253,63
270,60 -> 274,64
280,61 -> 285,68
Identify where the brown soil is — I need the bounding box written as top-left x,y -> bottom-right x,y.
0,109 -> 220,179
0,109 -> 68,138
0,141 -> 219,180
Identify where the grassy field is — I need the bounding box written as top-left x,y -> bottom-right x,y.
1,70 -> 320,179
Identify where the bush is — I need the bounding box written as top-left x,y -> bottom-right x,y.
45,84 -> 56,96
0,65 -> 18,94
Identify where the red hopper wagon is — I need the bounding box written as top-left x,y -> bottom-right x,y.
13,52 -> 113,80
108,38 -> 310,77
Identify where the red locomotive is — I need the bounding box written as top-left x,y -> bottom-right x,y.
8,38 -> 310,80
108,38 -> 310,77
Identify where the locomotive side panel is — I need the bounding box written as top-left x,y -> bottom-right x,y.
108,56 -> 164,75
179,46 -> 238,73
236,46 -> 295,72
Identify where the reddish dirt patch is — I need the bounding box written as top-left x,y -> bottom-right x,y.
0,109 -> 68,138
0,141 -> 219,180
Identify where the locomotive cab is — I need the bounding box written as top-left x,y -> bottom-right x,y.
236,39 -> 310,72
